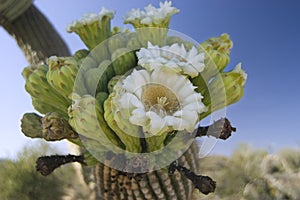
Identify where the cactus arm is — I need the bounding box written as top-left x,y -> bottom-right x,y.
1,3 -> 70,65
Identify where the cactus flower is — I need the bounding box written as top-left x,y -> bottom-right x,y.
137,42 -> 205,77
124,1 -> 179,28
106,68 -> 207,136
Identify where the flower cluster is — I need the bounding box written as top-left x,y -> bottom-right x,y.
21,0 -> 247,167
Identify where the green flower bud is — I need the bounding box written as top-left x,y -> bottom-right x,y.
84,68 -> 104,94
41,112 -> 78,141
32,98 -> 68,119
99,59 -> 115,89
200,63 -> 247,119
111,48 -> 137,75
108,34 -> 127,55
104,93 -> 141,153
21,113 -> 43,139
95,92 -> 108,111
199,33 -> 233,73
126,36 -> 143,50
23,65 -> 70,116
47,56 -> 86,98
111,26 -> 122,35
107,75 -> 121,93
73,49 -> 89,62
84,60 -> 115,93
66,8 -> 115,49
79,56 -> 99,77
68,94 -> 121,147
89,43 -> 110,64
193,34 -> 233,95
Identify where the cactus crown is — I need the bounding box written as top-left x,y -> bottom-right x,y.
21,1 -> 247,193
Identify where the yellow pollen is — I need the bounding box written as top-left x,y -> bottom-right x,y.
141,84 -> 180,114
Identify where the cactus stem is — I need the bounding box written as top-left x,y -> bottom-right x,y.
168,160 -> 216,195
195,118 -> 236,140
36,154 -> 86,176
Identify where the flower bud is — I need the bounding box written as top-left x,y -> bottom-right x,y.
126,33 -> 143,50
111,48 -> 137,75
32,98 -> 69,119
108,34 -> 128,55
199,33 -> 233,73
68,94 -> 121,147
201,63 -> 247,119
23,65 -> 70,116
41,112 -> 78,141
84,60 -> 115,93
107,75 -> 121,93
73,49 -> 89,62
47,56 -> 87,98
21,113 -> 43,139
104,93 -> 141,153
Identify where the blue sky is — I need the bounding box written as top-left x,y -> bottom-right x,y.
0,0 -> 299,158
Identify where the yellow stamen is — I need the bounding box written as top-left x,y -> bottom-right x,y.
141,84 -> 180,114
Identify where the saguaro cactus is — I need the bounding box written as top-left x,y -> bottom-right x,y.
2,1 -> 247,199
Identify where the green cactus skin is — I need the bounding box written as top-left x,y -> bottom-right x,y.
111,48 -> 137,76
23,65 -> 70,116
21,113 -> 43,139
82,150 -> 100,166
41,112 -> 78,141
135,27 -> 169,47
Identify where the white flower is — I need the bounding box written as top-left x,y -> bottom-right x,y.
111,68 -> 206,135
66,7 -> 115,32
137,42 -> 205,77
124,1 -> 179,26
